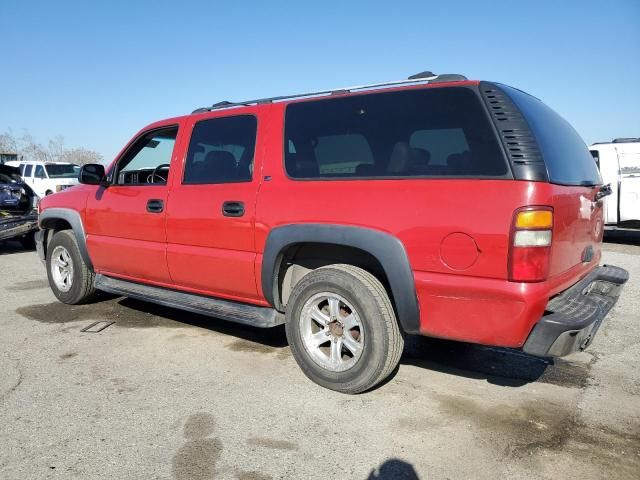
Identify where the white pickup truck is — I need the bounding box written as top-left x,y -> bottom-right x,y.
5,161 -> 80,198
590,138 -> 640,228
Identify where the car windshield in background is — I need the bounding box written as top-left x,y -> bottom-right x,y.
284,86 -> 509,179
45,164 -> 80,178
0,172 -> 17,183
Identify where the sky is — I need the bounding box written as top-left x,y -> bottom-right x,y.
1,0 -> 638,163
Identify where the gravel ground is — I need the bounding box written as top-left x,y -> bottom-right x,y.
0,234 -> 638,480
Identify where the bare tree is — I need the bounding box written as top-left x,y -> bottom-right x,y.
17,132 -> 50,162
0,130 -> 102,165
48,136 -> 66,161
59,147 -> 103,166
0,131 -> 18,154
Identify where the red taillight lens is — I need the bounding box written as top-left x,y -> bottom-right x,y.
508,207 -> 553,282
510,245 -> 551,282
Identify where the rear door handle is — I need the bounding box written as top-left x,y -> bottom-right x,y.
146,199 -> 164,213
222,201 -> 245,217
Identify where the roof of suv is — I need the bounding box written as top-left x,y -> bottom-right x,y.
191,72 -> 475,116
20,161 -> 79,165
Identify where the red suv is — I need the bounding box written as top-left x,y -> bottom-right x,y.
36,71 -> 628,393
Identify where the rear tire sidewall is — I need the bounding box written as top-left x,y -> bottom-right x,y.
46,231 -> 86,304
285,268 -> 391,393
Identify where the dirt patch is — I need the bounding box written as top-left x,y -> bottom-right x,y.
15,299 -> 198,329
59,352 -> 77,360
6,279 -> 49,291
428,392 -> 640,475
236,471 -> 273,480
226,339 -> 278,354
246,437 -> 298,451
172,413 -> 223,480
109,377 -> 136,395
432,392 -> 576,456
538,358 -> 592,389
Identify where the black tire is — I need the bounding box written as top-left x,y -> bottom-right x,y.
46,230 -> 96,304
285,264 -> 404,394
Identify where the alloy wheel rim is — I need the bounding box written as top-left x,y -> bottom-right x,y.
50,245 -> 74,292
299,292 -> 365,372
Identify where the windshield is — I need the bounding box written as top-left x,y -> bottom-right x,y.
0,172 -> 17,183
45,164 -> 80,178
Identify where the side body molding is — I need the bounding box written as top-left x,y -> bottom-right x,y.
261,224 -> 420,334
39,207 -> 93,270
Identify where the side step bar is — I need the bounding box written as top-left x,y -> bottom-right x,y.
94,274 -> 284,328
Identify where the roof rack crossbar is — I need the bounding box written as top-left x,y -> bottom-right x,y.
191,71 -> 466,113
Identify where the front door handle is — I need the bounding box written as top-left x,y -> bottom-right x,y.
222,201 -> 245,217
146,199 -> 164,213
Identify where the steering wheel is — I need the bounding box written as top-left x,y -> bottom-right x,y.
150,164 -> 170,184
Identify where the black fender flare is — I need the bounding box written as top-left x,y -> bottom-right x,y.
261,224 -> 420,334
38,207 -> 94,271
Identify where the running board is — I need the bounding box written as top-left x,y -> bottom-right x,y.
94,274 -> 284,328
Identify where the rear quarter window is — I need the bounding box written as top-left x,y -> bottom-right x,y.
284,87 -> 509,180
501,85 -> 602,186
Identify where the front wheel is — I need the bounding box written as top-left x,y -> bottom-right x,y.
285,264 -> 404,394
46,230 -> 96,304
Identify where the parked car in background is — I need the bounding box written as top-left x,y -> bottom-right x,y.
590,138 -> 640,228
0,164 -> 38,247
36,71 -> 628,393
5,161 -> 80,198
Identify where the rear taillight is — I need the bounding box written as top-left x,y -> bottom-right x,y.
508,207 -> 553,282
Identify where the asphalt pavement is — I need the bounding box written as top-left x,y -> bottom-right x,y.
1,234 -> 638,479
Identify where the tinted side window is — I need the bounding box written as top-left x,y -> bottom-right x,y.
184,115 -> 257,184
501,85 -> 602,186
35,165 -> 46,178
284,87 -> 508,179
410,128 -> 469,165
24,164 -> 33,177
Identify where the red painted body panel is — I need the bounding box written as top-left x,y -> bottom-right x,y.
38,80 -> 604,350
163,108 -> 268,302
252,103 -> 601,346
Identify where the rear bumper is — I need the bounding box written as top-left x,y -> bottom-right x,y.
522,265 -> 629,357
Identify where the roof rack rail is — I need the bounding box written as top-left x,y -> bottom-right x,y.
191,70 -> 468,113
593,137 -> 640,145
612,137 -> 640,143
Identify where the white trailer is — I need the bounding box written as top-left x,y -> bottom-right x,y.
590,138 -> 640,228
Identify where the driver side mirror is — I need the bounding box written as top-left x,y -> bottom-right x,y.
79,164 -> 108,186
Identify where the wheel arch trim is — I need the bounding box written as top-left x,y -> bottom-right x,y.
39,207 -> 93,271
261,224 -> 420,334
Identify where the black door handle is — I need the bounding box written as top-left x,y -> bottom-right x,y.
222,201 -> 245,217
146,199 -> 164,213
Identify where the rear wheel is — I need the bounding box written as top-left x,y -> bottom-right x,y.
285,264 -> 404,394
46,230 -> 96,304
